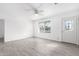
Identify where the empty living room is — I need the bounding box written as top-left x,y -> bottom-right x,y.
0,0 -> 79,58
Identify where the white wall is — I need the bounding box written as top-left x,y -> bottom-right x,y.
0,3 -> 79,44
77,16 -> 79,45
34,6 -> 79,44
34,17 -> 61,41
0,3 -> 33,42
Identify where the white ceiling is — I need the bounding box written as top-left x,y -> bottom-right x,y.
24,3 -> 79,20
0,3 -> 79,20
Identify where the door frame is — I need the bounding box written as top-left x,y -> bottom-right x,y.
61,16 -> 77,44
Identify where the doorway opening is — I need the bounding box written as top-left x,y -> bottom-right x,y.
0,20 -> 4,43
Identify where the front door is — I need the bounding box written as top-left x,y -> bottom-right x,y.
62,16 -> 77,44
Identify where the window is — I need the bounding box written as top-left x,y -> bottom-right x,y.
39,20 -> 51,33
65,20 -> 73,31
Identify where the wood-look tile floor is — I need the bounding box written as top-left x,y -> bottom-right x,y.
0,38 -> 79,56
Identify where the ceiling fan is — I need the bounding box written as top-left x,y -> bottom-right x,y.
24,4 -> 43,15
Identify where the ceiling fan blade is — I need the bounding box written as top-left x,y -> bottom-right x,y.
24,8 -> 33,11
39,10 -> 43,12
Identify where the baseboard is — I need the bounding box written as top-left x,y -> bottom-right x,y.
35,36 -> 61,42
4,36 -> 32,43
35,36 -> 79,46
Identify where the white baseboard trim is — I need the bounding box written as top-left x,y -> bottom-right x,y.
4,36 -> 32,43
35,36 -> 79,46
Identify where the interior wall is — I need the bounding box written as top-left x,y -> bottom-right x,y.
0,3 -> 33,42
34,17 -> 61,41
77,16 -> 79,45
34,9 -> 79,44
